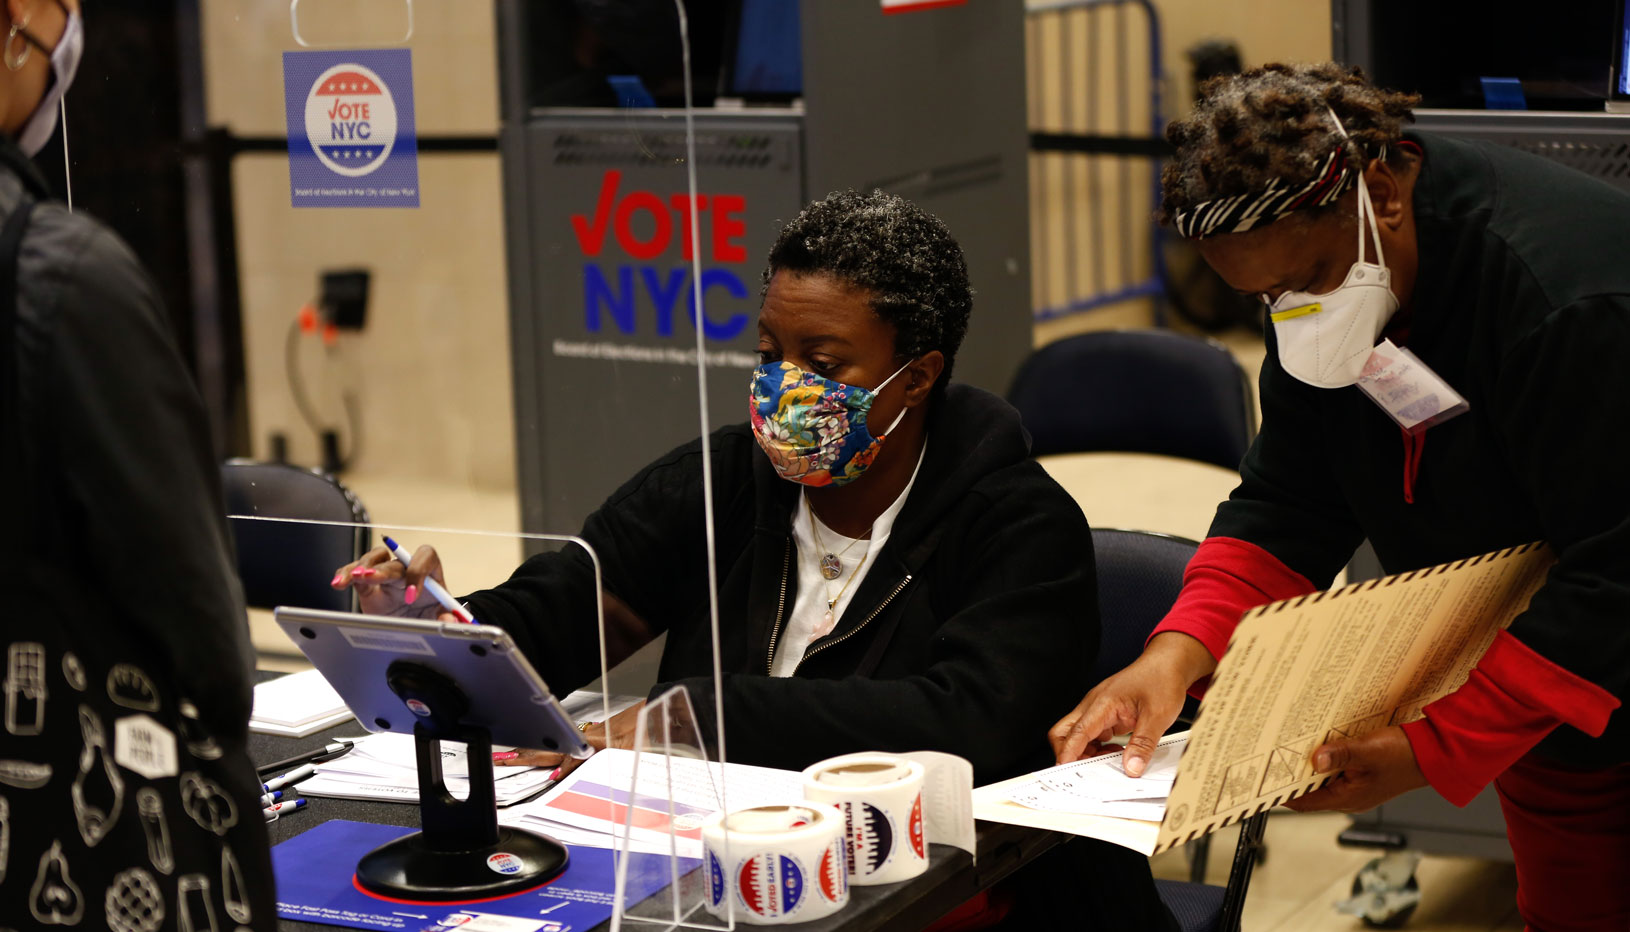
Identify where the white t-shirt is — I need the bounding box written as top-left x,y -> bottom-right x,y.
771,440 -> 927,677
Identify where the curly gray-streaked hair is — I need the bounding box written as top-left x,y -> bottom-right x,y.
764,190 -> 973,395
1158,62 -> 1420,226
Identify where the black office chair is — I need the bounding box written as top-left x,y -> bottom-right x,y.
1091,527 -> 1268,932
1008,329 -> 1257,470
221,459 -> 371,612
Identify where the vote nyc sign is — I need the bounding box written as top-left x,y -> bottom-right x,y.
282,49 -> 419,207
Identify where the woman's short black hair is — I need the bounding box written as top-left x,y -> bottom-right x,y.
1158,62 -> 1420,226
765,190 -> 973,393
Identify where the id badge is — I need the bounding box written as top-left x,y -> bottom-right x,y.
1356,339 -> 1469,432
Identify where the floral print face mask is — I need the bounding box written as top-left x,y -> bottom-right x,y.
749,359 -> 912,487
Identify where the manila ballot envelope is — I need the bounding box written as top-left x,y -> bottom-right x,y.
974,542 -> 1554,855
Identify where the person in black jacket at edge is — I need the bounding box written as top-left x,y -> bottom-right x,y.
1052,63 -> 1629,931
336,190 -> 1177,930
0,0 -> 278,928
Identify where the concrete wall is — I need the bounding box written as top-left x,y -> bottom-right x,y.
204,0 -> 513,491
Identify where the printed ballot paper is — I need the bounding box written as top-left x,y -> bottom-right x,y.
976,542 -> 1554,855
297,731 -> 561,806
500,748 -> 805,858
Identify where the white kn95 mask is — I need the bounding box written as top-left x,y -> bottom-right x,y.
1265,110 -> 1400,389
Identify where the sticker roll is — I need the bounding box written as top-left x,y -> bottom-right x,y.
801,754 -> 928,885
701,804 -> 849,925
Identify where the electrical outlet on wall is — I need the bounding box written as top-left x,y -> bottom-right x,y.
319,269 -> 370,330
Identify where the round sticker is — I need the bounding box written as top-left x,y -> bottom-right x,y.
850,801 -> 895,876
736,852 -> 805,918
486,852 -> 524,875
304,63 -> 398,177
707,851 -> 725,907
818,839 -> 847,903
405,698 -> 432,718
909,793 -> 925,859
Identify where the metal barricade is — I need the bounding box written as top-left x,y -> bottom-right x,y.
1025,0 -> 1169,323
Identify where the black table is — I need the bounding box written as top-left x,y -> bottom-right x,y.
252,707 -> 1067,932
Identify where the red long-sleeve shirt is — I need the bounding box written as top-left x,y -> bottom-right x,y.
1151,537 -> 1619,805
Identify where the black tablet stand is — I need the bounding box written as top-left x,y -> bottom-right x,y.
354,661 -> 569,901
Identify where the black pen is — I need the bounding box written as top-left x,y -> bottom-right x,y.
255,739 -> 355,779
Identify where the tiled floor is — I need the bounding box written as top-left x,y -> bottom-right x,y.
246,323 -> 1531,930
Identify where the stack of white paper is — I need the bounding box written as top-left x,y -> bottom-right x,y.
291,692 -> 647,807
250,668 -> 354,738
1004,736 -> 1185,821
297,732 -> 561,807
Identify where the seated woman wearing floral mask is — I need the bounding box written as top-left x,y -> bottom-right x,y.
336,189 -> 1175,930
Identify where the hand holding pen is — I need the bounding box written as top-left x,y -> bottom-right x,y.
331,537 -> 475,623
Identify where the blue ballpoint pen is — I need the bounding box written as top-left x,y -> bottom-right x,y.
381,536 -> 476,623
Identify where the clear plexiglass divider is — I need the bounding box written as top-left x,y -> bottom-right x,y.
611,686 -> 734,931
233,0 -> 742,923
231,516 -> 737,922
609,2 -> 740,928
228,516 -> 620,718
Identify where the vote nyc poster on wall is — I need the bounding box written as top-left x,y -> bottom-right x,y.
282,48 -> 419,208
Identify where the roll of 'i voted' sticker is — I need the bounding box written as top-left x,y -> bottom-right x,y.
701,805 -> 848,925
801,754 -> 928,886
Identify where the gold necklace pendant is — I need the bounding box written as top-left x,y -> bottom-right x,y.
819,553 -> 843,580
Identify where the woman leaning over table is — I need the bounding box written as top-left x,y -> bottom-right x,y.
1052,63 -> 1628,932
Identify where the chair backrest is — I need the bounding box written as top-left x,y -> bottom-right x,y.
1087,527 -> 1198,689
221,460 -> 370,612
1008,329 -> 1257,470
1091,526 -> 1265,932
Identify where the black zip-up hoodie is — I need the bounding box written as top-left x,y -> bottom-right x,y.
465,384 -> 1098,783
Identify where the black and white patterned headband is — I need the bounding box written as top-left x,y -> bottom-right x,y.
1171,144 -> 1361,239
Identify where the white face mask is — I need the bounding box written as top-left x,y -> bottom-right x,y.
14,8 -> 82,158
1265,116 -> 1399,389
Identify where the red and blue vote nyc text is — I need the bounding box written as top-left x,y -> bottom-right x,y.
571,170 -> 751,342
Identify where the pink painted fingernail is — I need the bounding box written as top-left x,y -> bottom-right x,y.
549,767 -> 562,781
353,567 -> 376,577
492,751 -> 519,762
405,584 -> 418,605
331,572 -> 345,587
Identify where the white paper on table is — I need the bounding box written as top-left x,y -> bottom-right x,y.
558,690 -> 646,725
1013,737 -> 1183,806
1006,783 -> 1169,821
247,712 -> 355,738
303,732 -> 556,806
902,751 -> 977,858
298,766 -> 557,806
250,669 -> 352,736
500,749 -> 804,855
502,814 -> 705,858
337,732 -> 483,776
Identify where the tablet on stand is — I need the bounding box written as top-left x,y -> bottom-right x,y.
274,606 -> 592,901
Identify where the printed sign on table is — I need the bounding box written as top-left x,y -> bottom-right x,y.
282,48 -> 419,208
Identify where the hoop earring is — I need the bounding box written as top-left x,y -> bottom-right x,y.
3,14 -> 32,72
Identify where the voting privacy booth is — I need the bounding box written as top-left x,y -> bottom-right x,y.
492,0 -> 1035,536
